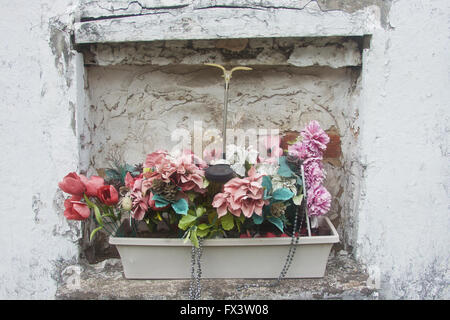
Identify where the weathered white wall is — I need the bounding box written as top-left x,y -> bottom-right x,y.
0,0 -> 448,299
0,1 -> 81,299
356,0 -> 450,299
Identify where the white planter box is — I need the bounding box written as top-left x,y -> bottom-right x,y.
109,216 -> 339,279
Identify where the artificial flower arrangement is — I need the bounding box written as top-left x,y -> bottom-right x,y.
58,121 -> 332,247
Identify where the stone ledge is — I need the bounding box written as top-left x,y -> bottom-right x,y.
56,251 -> 378,300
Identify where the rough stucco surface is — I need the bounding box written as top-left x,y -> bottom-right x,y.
0,1 -> 81,299
355,0 -> 450,299
0,0 -> 448,300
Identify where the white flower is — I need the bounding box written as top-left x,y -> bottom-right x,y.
271,174 -> 297,194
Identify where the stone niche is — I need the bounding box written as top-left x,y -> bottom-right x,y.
78,36 -> 363,262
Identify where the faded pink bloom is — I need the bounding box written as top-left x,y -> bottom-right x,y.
130,191 -> 149,221
181,149 -> 208,169
212,192 -> 232,218
307,184 -> 331,217
173,153 -> 206,193
130,178 -> 149,220
145,150 -> 169,168
222,166 -> 266,218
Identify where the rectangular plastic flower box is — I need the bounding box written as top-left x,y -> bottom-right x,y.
109,216 -> 339,279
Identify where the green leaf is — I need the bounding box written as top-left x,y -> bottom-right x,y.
272,188 -> 294,201
178,214 -> 197,230
244,160 -> 252,175
93,205 -> 103,226
252,214 -> 264,225
190,228 -> 199,248
268,216 -> 284,232
237,214 -> 246,224
195,206 -> 207,217
221,213 -> 235,231
89,226 -> 103,242
197,228 -> 210,238
171,198 -> 189,215
277,156 -> 294,177
197,223 -> 211,230
183,230 -> 191,243
203,178 -> 210,189
83,194 -> 96,209
293,194 -> 304,206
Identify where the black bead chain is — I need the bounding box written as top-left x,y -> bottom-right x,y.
188,238 -> 203,300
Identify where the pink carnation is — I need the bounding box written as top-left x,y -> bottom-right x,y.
307,184 -> 331,217
304,159 -> 326,188
288,142 -> 310,159
300,120 -> 330,157
212,167 -> 266,218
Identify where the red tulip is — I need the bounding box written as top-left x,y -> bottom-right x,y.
84,175 -> 105,197
58,172 -> 86,196
97,185 -> 119,205
64,195 -> 90,220
280,233 -> 289,237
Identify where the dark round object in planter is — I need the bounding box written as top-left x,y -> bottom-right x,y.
205,164 -> 235,183
205,164 -> 235,196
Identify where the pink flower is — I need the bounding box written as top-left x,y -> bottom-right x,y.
145,150 -> 169,168
304,159 -> 325,188
288,121 -> 330,160
288,142 -> 310,159
124,172 -> 135,189
130,191 -> 149,221
83,175 -> 105,197
212,192 -> 233,218
63,195 -> 90,220
220,166 -> 266,218
300,120 -> 330,157
181,149 -> 208,169
58,172 -> 86,196
307,184 -> 331,217
129,178 -> 148,220
173,154 -> 206,193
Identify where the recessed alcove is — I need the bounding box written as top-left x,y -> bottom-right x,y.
76,36 -> 364,262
